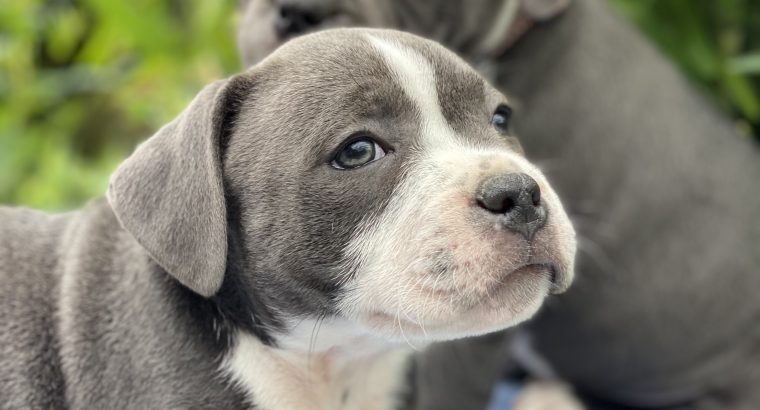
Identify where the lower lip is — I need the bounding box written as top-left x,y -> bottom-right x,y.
502,262 -> 551,279
365,264 -> 554,316
363,267 -> 552,335
417,263 -> 554,302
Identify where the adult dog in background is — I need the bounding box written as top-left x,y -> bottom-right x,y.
238,0 -> 760,409
0,29 -> 576,409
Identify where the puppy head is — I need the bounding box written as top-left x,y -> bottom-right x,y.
237,0 -> 570,67
108,28 -> 575,346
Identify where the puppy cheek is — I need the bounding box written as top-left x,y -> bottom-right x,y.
340,192 -> 509,322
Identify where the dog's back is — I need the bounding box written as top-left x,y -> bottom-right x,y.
0,207 -> 71,409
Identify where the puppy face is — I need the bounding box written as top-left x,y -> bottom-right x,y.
108,29 -> 574,347
224,29 -> 575,343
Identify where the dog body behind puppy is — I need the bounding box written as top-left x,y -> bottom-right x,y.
499,2 -> 760,408
0,29 -> 575,409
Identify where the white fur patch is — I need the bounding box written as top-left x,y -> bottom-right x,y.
367,35 -> 461,151
222,328 -> 411,410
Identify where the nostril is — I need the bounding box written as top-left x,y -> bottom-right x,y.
477,195 -> 515,214
502,197 -> 516,213
529,181 -> 541,206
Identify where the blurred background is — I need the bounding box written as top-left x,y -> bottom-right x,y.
1,0 -> 758,211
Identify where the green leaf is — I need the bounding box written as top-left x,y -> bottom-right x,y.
728,52 -> 760,74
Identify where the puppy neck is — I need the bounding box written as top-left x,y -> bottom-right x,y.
222,317 -> 415,410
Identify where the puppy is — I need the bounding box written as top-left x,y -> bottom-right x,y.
237,1 -> 760,409
0,28 -> 575,409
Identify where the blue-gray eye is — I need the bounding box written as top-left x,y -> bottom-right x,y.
491,105 -> 512,134
331,137 -> 386,169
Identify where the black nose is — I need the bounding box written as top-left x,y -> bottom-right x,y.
275,6 -> 323,39
476,173 -> 547,240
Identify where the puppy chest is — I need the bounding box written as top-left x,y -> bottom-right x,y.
224,333 -> 412,410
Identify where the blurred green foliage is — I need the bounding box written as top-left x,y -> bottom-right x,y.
0,0 -> 239,210
0,0 -> 758,211
611,0 -> 760,137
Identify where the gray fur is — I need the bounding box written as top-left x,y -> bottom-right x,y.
0,204 -> 252,409
236,0 -> 760,409
0,209 -> 69,409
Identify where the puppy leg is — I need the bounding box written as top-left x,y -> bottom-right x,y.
512,381 -> 585,410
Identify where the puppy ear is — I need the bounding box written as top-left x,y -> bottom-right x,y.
107,78 -> 246,297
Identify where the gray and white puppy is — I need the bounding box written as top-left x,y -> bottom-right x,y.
238,1 -> 760,409
0,28 -> 576,410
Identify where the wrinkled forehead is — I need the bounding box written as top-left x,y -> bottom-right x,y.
255,29 -> 498,145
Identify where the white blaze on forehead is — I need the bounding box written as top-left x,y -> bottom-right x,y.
366,34 -> 461,150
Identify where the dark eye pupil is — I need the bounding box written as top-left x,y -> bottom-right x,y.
345,140 -> 372,160
492,105 -> 512,134
336,139 -> 375,168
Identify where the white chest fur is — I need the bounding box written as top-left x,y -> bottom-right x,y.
222,320 -> 414,410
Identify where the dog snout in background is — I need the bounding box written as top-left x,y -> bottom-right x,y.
275,3 -> 329,39
237,0 -> 570,68
238,0 -> 367,65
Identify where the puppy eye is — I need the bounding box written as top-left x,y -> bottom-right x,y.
331,136 -> 386,170
491,104 -> 512,135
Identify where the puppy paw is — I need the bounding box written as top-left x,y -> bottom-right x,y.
511,381 -> 585,410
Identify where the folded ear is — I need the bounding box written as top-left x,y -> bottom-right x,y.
107,78 -> 247,297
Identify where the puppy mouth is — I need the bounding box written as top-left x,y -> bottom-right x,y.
425,262 -> 557,300
375,263 -> 554,321
488,263 -> 555,297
